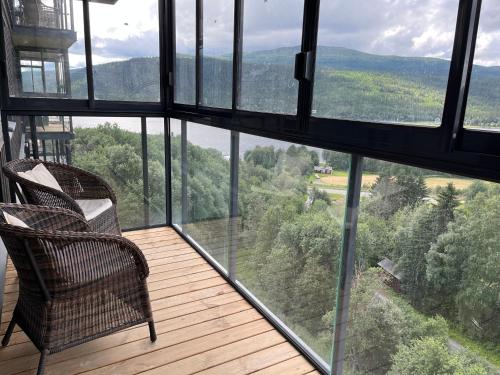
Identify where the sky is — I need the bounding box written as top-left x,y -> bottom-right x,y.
66,0 -> 500,69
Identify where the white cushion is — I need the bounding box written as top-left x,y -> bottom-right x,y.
18,164 -> 63,192
18,171 -> 38,183
76,199 -> 113,221
3,212 -> 29,228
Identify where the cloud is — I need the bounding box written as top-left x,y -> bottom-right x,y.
67,0 -> 500,68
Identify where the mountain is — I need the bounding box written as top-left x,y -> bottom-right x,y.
66,46 -> 500,127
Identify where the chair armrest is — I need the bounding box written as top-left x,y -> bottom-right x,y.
0,204 -> 90,232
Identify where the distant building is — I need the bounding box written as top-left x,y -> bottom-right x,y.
314,165 -> 333,174
377,258 -> 402,293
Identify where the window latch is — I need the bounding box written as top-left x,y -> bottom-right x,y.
294,51 -> 313,81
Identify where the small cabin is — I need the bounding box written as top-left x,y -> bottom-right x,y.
314,165 -> 333,174
378,258 -> 402,293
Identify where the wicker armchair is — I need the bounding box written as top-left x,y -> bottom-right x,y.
0,204 -> 156,375
3,159 -> 121,234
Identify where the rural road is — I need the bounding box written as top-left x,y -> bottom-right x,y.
316,186 -> 371,197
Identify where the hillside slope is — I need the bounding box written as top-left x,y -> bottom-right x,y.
67,47 -> 500,127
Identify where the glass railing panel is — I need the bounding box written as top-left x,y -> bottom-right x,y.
345,158 -> 499,374
147,118 -> 166,226
8,115 -> 162,230
236,134 -> 349,364
68,117 -> 147,229
170,119 -> 231,270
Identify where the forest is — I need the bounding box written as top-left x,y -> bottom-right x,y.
67,46 -> 500,129
70,123 -> 499,375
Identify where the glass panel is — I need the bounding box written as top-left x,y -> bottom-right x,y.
70,117 -> 146,228
147,118 -> 166,226
175,0 -> 196,105
313,0 -> 459,126
239,0 -> 303,114
44,61 -> 58,93
11,116 -> 152,229
236,134 -> 349,364
345,158 -> 499,373
2,0 -> 87,98
201,0 -> 234,108
170,119 -> 182,225
464,0 -> 500,131
89,0 -> 160,101
171,119 -> 231,269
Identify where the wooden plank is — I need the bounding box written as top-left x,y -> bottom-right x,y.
151,284 -> 235,311
2,298 -> 254,366
130,235 -> 181,246
143,248 -> 193,259
41,320 -> 270,375
147,270 -> 219,292
0,292 -> 244,362
147,263 -> 213,283
81,320 -> 275,375
122,227 -> 174,236
141,330 -> 286,375
252,355 -> 315,375
195,342 -> 298,375
4,307 -> 260,375
148,277 -> 227,301
140,243 -> 193,254
147,252 -> 200,267
148,258 -> 207,274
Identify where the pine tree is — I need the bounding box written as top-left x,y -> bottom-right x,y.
435,182 -> 459,233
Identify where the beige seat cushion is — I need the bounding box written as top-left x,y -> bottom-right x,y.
18,164 -> 63,192
75,199 -> 113,221
3,212 -> 29,228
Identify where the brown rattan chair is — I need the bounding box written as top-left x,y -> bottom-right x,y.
0,204 -> 156,375
3,159 -> 121,235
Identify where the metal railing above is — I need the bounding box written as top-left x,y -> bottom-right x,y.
10,0 -> 73,31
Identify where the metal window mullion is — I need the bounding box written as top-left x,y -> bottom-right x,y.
331,154 -> 363,375
195,0 -> 203,107
180,119 -> 188,225
29,116 -> 39,159
1,111 -> 16,202
231,0 -> 243,111
296,0 -> 320,132
41,56 -> 47,94
159,0 -> 167,108
167,0 -> 176,106
165,117 -> 172,225
0,0 -> 10,108
82,0 -> 95,107
227,130 -> 239,280
141,117 -> 150,227
440,0 -> 481,151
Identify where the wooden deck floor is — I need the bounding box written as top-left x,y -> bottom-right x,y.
0,227 -> 320,375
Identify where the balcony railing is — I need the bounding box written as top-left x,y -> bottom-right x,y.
1,115 -> 498,375
10,0 -> 74,31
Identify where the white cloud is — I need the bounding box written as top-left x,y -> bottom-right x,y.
67,0 -> 500,68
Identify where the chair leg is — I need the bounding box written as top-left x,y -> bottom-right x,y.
148,321 -> 157,342
37,350 -> 48,375
1,318 -> 16,347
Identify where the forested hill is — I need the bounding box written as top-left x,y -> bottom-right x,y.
68,46 -> 500,126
